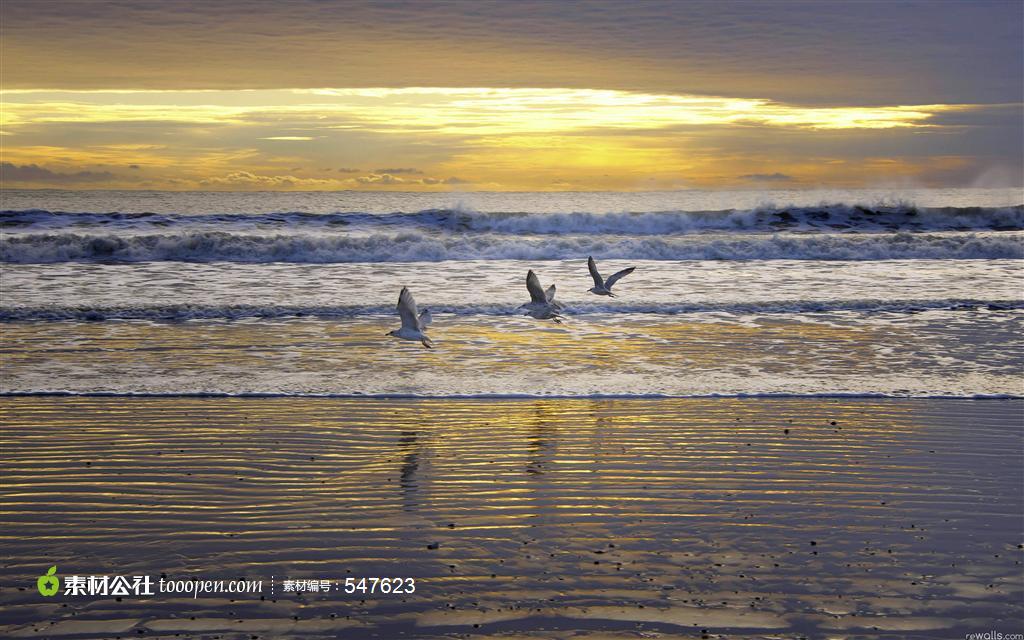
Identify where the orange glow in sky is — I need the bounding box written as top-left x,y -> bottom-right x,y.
1,1 -> 1021,190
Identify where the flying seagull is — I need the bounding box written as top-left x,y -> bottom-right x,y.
387,286 -> 433,348
587,256 -> 635,297
520,269 -> 564,322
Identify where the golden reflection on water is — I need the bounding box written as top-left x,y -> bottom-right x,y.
1,396 -> 1021,637
0,315 -> 941,396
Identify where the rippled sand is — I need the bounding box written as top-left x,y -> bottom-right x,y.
1,397 -> 1021,638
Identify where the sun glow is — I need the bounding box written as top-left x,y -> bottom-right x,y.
3,87 -> 959,132
0,87 -> 986,190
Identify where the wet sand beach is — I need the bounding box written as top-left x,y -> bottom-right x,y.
1,396 -> 1021,638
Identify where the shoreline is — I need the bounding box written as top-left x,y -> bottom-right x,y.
3,391 -> 1024,400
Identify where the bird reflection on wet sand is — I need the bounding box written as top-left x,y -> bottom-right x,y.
3,396 -> 1019,638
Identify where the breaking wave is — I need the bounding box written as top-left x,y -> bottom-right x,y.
3,229 -> 1022,263
3,203 -> 1022,234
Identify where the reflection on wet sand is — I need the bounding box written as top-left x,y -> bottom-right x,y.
0,397 -> 1021,638
399,430 -> 420,512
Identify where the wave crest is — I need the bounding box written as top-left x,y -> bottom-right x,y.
3,203 -> 1022,234
2,230 -> 1021,263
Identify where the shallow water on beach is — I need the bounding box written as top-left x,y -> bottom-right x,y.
2,257 -> 1022,397
1,307 -> 1022,397
1,396 -> 1021,638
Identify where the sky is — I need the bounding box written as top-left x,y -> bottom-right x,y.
1,0 -> 1022,191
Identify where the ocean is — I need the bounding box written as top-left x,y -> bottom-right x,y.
1,187 -> 1022,398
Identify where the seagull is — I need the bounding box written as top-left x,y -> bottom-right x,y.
520,269 -> 564,322
387,286 -> 433,348
587,256 -> 635,297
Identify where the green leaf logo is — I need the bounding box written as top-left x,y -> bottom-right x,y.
37,566 -> 59,597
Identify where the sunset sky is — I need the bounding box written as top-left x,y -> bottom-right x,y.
2,0 -> 1022,191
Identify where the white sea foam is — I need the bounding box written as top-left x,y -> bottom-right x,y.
3,229 -> 1022,263
2,203 -> 1022,234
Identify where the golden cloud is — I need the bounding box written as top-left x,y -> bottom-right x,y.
1,87 -> 969,133
0,88 -> 1011,190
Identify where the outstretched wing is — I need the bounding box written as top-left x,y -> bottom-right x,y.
526,270 -> 547,304
397,287 -> 420,330
545,284 -> 556,302
418,308 -> 432,330
587,256 -> 603,287
605,266 -> 635,290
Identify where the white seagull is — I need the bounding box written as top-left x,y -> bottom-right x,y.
520,269 -> 564,322
587,256 -> 635,297
387,286 -> 434,348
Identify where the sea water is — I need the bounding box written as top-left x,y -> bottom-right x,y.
1,188 -> 1021,397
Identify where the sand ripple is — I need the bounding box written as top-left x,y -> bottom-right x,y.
1,397 -> 1021,638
